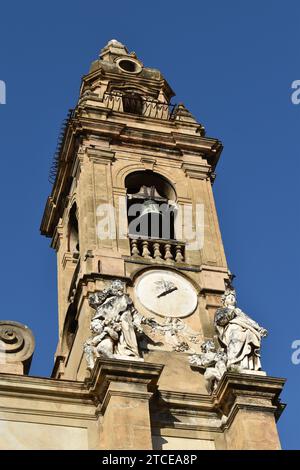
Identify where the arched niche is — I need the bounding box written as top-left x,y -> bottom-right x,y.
67,203 -> 80,256
125,171 -> 177,240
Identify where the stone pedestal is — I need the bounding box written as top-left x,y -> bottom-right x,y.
216,372 -> 285,450
86,358 -> 164,450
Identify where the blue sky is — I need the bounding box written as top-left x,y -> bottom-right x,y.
0,0 -> 299,449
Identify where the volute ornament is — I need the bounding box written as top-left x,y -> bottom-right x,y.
0,321 -> 35,374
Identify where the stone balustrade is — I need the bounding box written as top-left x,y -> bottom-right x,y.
129,237 -> 185,263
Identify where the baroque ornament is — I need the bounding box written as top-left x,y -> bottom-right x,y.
0,321 -> 35,374
148,317 -> 202,353
84,279 -> 202,370
190,286 -> 268,392
84,280 -> 147,369
190,340 -> 227,393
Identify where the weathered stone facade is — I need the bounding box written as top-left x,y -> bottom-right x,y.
0,39 -> 285,449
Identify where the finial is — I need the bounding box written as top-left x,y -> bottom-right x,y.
106,39 -> 125,48
100,39 -> 128,61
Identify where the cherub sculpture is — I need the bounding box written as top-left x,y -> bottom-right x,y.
84,280 -> 146,369
153,317 -> 201,352
190,340 -> 227,393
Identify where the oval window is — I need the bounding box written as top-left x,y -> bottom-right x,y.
116,58 -> 142,74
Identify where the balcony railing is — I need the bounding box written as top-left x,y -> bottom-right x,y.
103,92 -> 176,120
129,237 -> 185,263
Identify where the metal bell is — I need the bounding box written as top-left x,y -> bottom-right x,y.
140,199 -> 161,217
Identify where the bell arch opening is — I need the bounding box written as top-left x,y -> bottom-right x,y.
125,171 -> 177,240
67,203 -> 80,257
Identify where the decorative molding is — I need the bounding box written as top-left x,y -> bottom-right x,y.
62,251 -> 77,269
85,357 -> 163,405
214,372 -> 286,426
141,156 -> 157,171
182,162 -> 211,180
86,147 -> 115,163
99,387 -> 153,416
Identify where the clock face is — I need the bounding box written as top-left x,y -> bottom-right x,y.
135,269 -> 198,318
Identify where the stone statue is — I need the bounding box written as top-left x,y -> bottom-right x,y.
189,285 -> 268,393
84,280 -> 146,369
190,340 -> 227,393
215,287 -> 267,372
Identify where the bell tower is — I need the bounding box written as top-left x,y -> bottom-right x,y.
41,39 -> 285,450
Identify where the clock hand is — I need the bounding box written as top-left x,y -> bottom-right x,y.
157,286 -> 178,298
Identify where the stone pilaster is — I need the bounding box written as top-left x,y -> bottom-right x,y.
215,372 -> 285,450
86,358 -> 163,450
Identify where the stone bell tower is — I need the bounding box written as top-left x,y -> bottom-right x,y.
40,39 -> 285,450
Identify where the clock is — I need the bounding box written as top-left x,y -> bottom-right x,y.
135,269 -> 198,318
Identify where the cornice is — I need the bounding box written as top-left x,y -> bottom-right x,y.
155,373 -> 285,413
182,162 -> 212,180
41,110 -> 223,238
86,147 -> 115,163
81,67 -> 174,99
0,405 -> 96,422
0,374 -> 89,402
0,366 -> 286,433
213,372 -> 286,424
85,357 -> 164,402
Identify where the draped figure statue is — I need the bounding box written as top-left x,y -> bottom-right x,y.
84,280 -> 145,369
215,288 -> 267,372
189,285 -> 268,393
